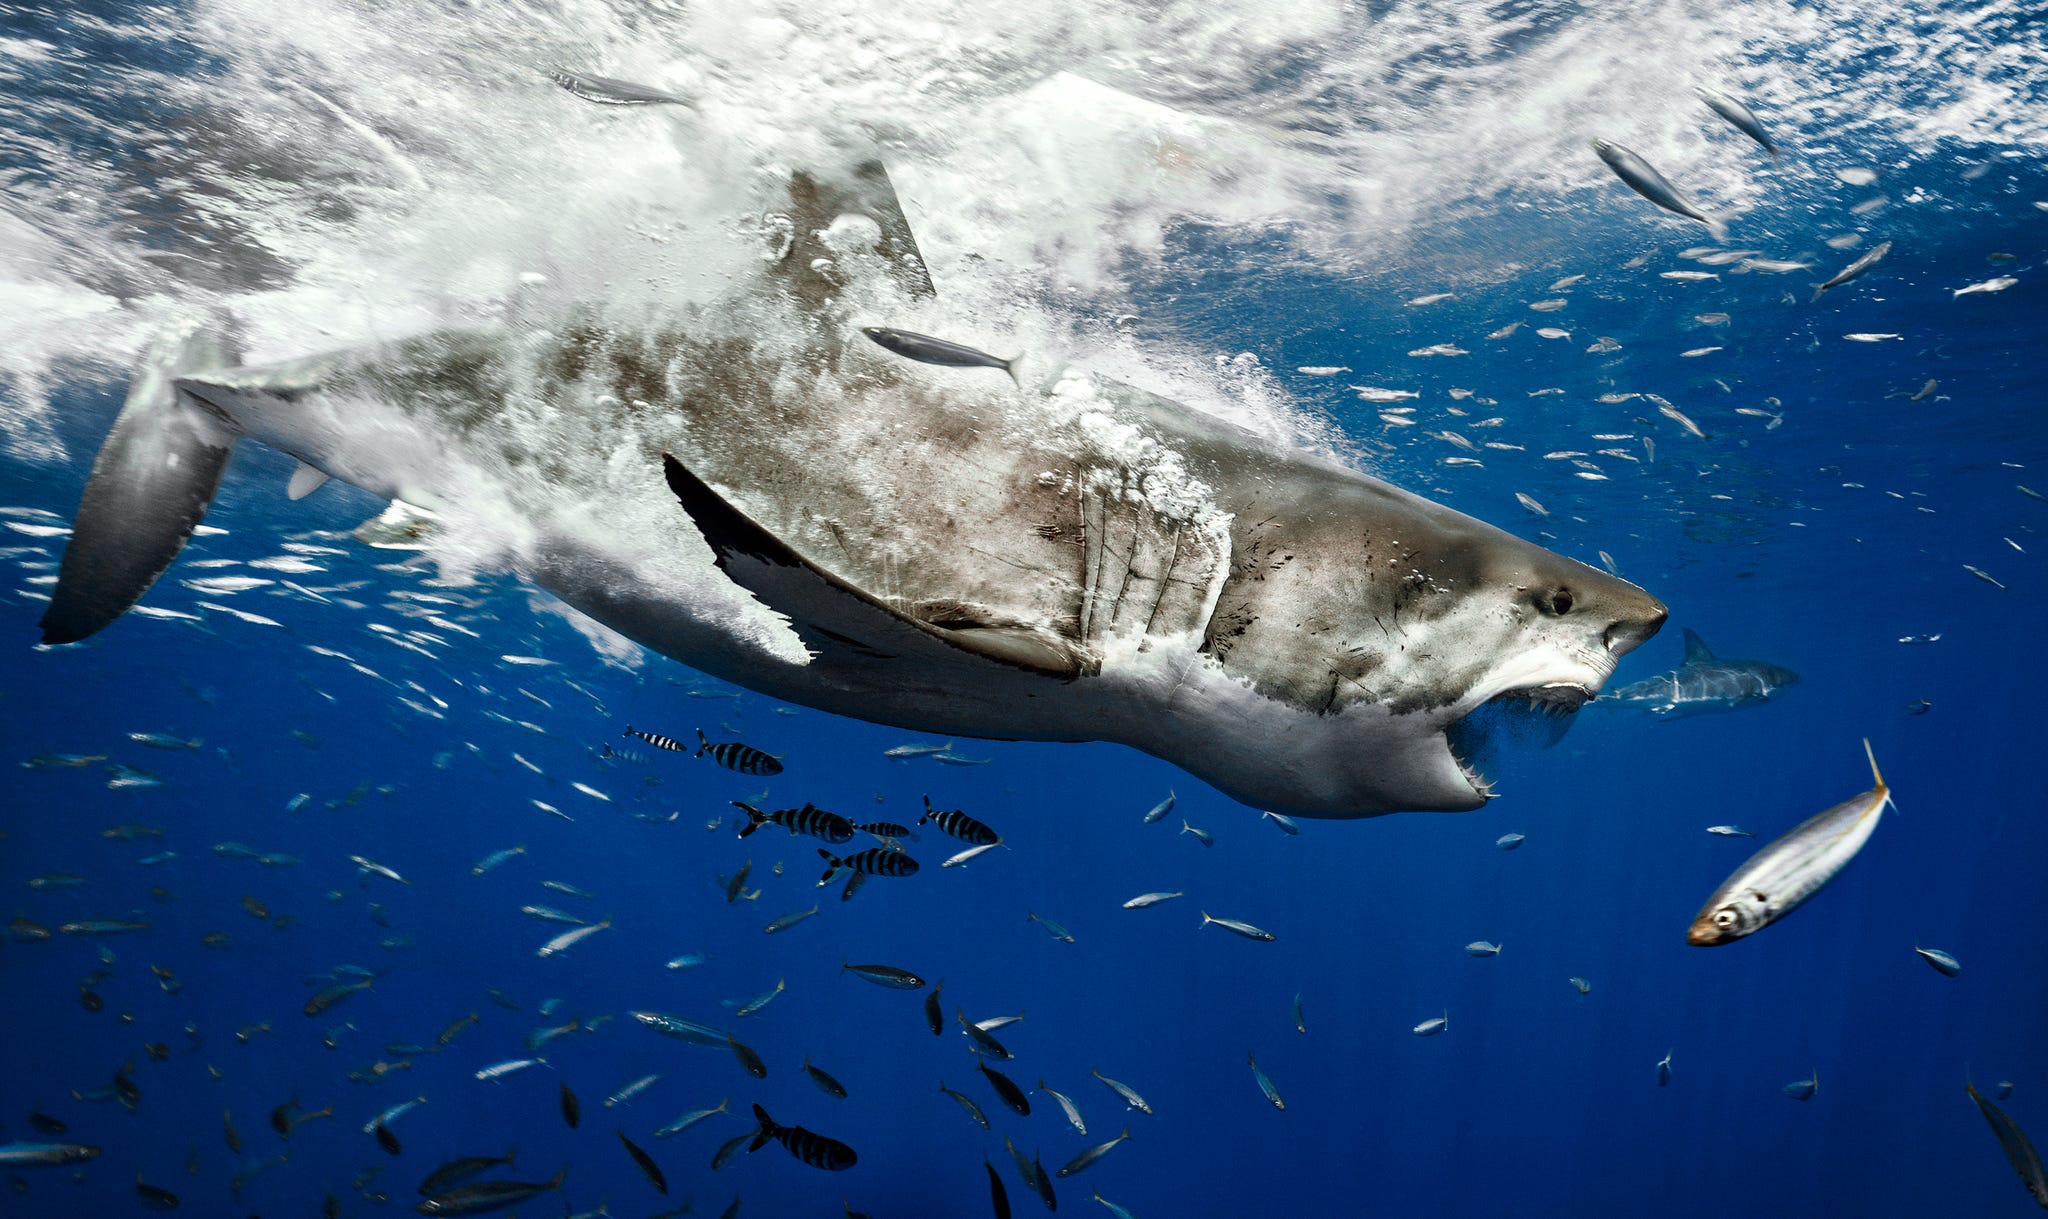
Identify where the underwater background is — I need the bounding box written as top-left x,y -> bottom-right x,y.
3,1 -> 2046,1216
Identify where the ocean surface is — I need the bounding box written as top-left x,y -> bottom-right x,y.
3,2 -> 2046,1216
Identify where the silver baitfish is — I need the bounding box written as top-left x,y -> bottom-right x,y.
1687,741 -> 1891,946
1090,1068 -> 1152,1116
1055,1127 -> 1130,1177
1695,86 -> 1778,157
1248,1053 -> 1285,1111
1915,945 -> 1962,977
1592,140 -> 1727,241
1199,911 -> 1275,942
860,327 -> 1020,384
1812,240 -> 1892,303
1965,1081 -> 2048,1207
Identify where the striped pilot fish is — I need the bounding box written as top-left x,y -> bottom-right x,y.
695,729 -> 784,776
622,725 -> 688,752
1687,740 -> 1891,946
732,800 -> 854,843
918,795 -> 1000,846
748,1103 -> 856,1171
816,847 -> 920,882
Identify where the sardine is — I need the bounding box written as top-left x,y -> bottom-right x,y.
618,1129 -> 668,1194
1248,1053 -> 1285,1111
1055,1127 -> 1131,1177
763,905 -> 820,934
1688,741 -> 1891,945
1592,140 -> 1726,240
803,1054 -> 848,1099
653,1097 -> 728,1138
1915,945 -> 1962,977
1027,911 -> 1075,943
727,1034 -> 768,1079
1199,911 -> 1276,942
538,916 -> 612,957
1965,1081 -> 2048,1207
605,1073 -> 662,1108
979,1060 -> 1031,1116
417,1167 -> 565,1215
735,978 -> 786,1017
841,960 -> 926,990
0,1141 -> 101,1167
940,1082 -> 991,1130
861,327 -> 1020,383
1090,1068 -> 1152,1115
1039,1078 -> 1087,1134
1812,240 -> 1891,302
1695,87 -> 1778,156
1783,1069 -> 1819,1101
1261,810 -> 1300,835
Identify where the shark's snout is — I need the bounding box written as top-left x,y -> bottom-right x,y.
1604,595 -> 1668,657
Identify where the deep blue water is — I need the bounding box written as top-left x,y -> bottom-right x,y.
6,9 -> 2048,1218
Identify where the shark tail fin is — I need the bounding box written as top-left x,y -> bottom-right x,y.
42,313 -> 242,645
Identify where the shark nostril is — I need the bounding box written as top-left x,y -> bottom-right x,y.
1604,603 -> 1668,654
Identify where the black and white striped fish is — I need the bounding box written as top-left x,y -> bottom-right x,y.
599,743 -> 650,765
732,801 -> 853,844
855,820 -> 913,840
696,729 -> 783,776
816,847 -> 920,883
919,796 -> 1000,846
748,1102 -> 856,1171
623,725 -> 689,753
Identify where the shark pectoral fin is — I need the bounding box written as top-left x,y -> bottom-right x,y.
1681,627 -> 1715,663
661,453 -> 1090,680
286,461 -> 331,501
41,317 -> 241,645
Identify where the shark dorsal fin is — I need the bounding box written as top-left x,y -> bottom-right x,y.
767,160 -> 935,312
1681,627 -> 1715,664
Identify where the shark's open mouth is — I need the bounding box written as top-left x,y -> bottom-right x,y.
1444,682 -> 1592,799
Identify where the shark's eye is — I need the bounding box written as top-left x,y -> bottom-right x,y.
1537,587 -> 1574,616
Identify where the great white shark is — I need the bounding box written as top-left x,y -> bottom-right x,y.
38,100 -> 1666,817
1601,628 -> 1797,719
